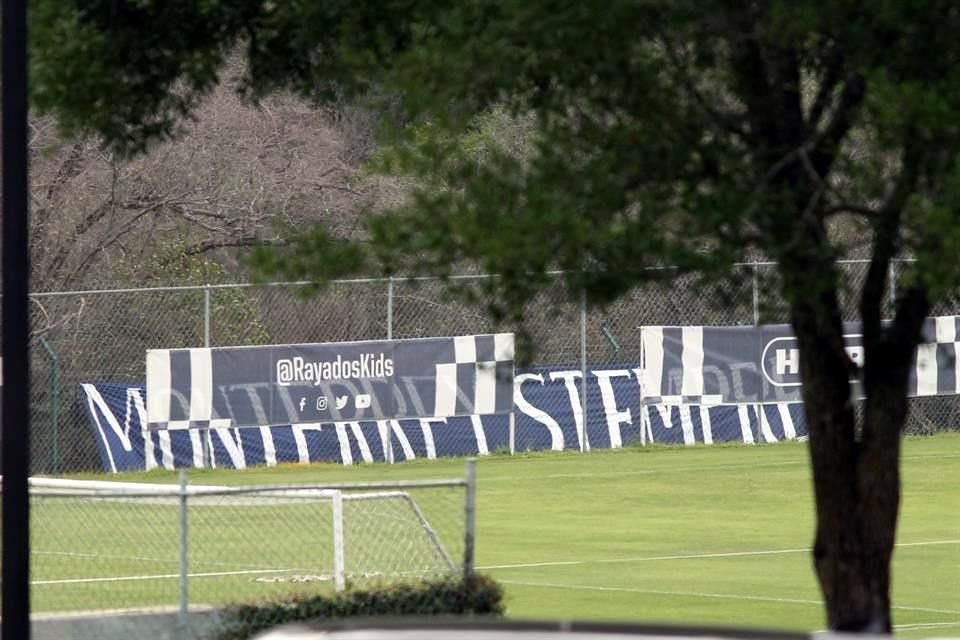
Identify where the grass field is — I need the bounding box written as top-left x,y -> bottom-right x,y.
39,433 -> 960,636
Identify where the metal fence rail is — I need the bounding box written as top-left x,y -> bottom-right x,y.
27,260 -> 960,473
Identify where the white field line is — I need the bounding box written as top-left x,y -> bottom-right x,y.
499,580 -> 960,616
478,539 -> 960,571
33,549 -> 283,571
33,567 -> 292,586
813,621 -> 960,634
893,621 -> 960,630
486,453 -> 960,483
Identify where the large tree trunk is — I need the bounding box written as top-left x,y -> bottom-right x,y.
792,305 -> 879,631
790,275 -> 926,632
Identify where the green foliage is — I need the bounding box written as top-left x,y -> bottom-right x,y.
116,241 -> 271,349
30,0 -> 429,154
208,575 -> 504,640
35,1 -> 960,316
247,226 -> 368,298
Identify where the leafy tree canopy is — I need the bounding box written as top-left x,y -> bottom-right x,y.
32,1 -> 960,318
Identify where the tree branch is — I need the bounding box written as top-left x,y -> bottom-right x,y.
660,39 -> 749,139
182,236 -> 287,256
808,47 -> 845,129
859,142 -> 923,355
822,204 -> 881,218
810,73 -> 866,178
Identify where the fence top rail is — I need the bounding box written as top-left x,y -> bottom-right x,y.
26,258 -> 919,298
29,479 -> 467,499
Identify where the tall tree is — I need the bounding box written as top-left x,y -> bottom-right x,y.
32,0 -> 960,631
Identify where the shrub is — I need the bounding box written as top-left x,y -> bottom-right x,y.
208,575 -> 504,640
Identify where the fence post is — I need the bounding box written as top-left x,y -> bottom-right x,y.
752,263 -> 762,444
201,285 -> 212,468
38,337 -> 60,474
332,490 -> 346,591
203,284 -> 211,348
464,458 -> 477,580
178,469 -> 189,632
387,277 -> 394,340
580,288 -> 589,452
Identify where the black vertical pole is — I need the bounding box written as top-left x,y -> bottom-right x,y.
2,0 -> 31,637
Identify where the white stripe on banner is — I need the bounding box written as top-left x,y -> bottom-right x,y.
936,316 -> 957,342
146,350 -> 171,424
596,370 -> 630,448
158,430 -> 174,469
681,327 -> 704,396
454,335 -> 477,363
144,423 -> 157,471
475,362 -> 497,414
738,405 -> 755,445
377,420 -> 391,462
291,424 -> 312,464
389,420 -> 415,460
81,384 -> 118,473
494,333 -> 515,360
188,348 -> 213,422
641,327 -> 664,396
654,405 -> 671,438
470,415 -> 489,455
699,406 -> 713,445
933,316 -> 960,394
419,419 -> 438,459
188,430 -> 204,467
434,363 -> 458,417
213,428 -> 246,469
916,343 -> 938,396
679,406 -> 695,445
955,342 -> 960,394
334,424 -> 353,465
759,407 -> 777,443
335,422 -> 375,464
259,427 -> 277,466
515,374 -> 565,450
123,387 -> 156,471
778,403 -> 796,440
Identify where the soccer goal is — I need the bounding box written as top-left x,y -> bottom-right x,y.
25,468 -> 473,616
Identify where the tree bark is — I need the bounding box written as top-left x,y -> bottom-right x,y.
791,295 -> 877,631
789,266 -> 927,632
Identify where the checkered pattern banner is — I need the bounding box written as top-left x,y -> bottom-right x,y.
640,316 -> 960,406
147,334 -> 514,430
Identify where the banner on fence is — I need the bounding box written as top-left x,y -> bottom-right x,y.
640,316 -> 960,404
82,317 -> 960,472
82,370 -> 804,472
146,334 -> 515,429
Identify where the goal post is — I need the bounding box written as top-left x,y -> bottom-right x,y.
23,471 -> 471,615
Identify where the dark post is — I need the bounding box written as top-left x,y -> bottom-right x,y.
2,0 -> 31,637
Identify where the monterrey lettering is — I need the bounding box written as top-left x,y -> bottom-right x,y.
276,353 -> 394,386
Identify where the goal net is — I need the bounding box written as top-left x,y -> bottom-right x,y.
25,476 -> 467,615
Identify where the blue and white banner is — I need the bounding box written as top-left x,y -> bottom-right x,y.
640,316 -> 960,404
81,368 -> 804,472
81,317 -> 960,472
146,334 -> 515,429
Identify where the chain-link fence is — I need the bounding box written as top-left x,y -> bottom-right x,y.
27,259 -> 960,474
30,467 -> 472,638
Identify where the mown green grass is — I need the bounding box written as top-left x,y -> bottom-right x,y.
39,433 -> 960,636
